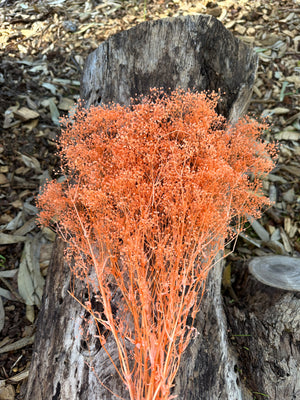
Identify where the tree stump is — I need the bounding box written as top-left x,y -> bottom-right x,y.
224,260 -> 300,400
23,14 -> 281,400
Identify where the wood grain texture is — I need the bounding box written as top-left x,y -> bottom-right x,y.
81,14 -> 257,121
225,263 -> 300,400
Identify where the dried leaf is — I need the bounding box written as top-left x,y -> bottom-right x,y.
48,98 -> 60,126
267,174 -> 288,183
282,188 -> 295,203
14,217 -> 37,236
0,233 -> 26,245
3,104 -> 20,129
247,215 -> 270,242
41,227 -> 56,242
284,217 -> 291,236
270,228 -> 281,242
0,384 -> 15,400
285,75 -> 300,89
20,154 -> 41,172
42,82 -> 57,95
0,297 -> 4,334
207,7 -> 222,18
0,335 -> 35,354
46,0 -> 65,5
280,228 -> 293,253
0,269 -> 18,278
270,107 -> 290,115
21,29 -> 36,38
26,304 -> 35,323
269,184 -> 277,203
234,24 -> 247,35
237,232 -> 262,248
52,78 -> 80,86
274,131 -> 300,141
17,240 -> 44,307
0,174 -> 8,185
13,107 -> 40,122
281,165 -> 300,177
8,369 -> 29,383
11,199 -> 23,209
225,20 -> 236,29
58,97 -> 74,111
24,118 -> 39,132
0,288 -> 14,301
0,214 -> 12,225
279,81 -> 289,101
23,202 -> 38,216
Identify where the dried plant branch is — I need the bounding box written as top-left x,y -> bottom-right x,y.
38,88 -> 277,400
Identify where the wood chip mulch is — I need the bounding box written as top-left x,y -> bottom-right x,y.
0,0 -> 299,398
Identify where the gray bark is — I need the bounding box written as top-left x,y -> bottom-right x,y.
24,14 -> 296,400
80,14 -> 257,122
224,262 -> 300,400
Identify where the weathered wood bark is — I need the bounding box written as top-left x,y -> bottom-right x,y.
24,14 -> 298,400
224,261 -> 300,400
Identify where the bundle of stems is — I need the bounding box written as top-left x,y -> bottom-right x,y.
38,89 -> 277,399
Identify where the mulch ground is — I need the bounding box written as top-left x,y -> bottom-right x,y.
0,0 -> 299,398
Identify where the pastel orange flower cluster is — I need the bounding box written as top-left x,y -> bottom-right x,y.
38,89 -> 276,399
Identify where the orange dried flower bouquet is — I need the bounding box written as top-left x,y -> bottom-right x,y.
38,89 -> 277,399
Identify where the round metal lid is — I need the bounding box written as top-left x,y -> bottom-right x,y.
248,256 -> 300,291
